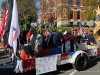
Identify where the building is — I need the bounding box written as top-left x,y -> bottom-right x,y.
40,0 -> 85,27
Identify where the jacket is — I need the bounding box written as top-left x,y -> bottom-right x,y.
30,32 -> 43,52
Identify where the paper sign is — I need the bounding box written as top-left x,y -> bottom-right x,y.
36,55 -> 57,75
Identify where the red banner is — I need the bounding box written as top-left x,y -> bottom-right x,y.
61,53 -> 68,60
23,59 -> 35,72
82,50 -> 88,54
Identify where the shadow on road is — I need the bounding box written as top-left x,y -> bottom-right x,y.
85,57 -> 100,71
41,63 -> 73,75
0,52 -> 6,57
0,55 -> 8,59
0,63 -> 73,75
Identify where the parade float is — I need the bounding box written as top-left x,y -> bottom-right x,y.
13,44 -> 100,75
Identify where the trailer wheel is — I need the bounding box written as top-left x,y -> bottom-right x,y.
73,53 -> 88,71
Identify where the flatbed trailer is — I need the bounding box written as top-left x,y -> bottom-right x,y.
13,45 -> 100,75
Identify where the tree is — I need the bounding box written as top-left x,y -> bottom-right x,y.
17,0 -> 38,25
40,0 -> 62,27
84,0 -> 98,21
0,0 -> 38,26
0,0 -> 6,18
0,0 -> 6,10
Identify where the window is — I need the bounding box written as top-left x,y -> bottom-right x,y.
70,10 -> 73,19
77,22 -> 79,25
70,22 -> 73,25
77,0 -> 80,6
70,0 -> 73,5
77,11 -> 80,19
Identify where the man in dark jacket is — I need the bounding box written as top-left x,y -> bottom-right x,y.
87,30 -> 95,45
57,29 -> 63,46
52,30 -> 58,47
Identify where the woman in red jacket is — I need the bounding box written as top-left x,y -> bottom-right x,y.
20,44 -> 34,60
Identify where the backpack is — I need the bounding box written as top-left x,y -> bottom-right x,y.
69,38 -> 74,51
48,33 -> 54,45
19,33 -> 24,44
19,33 -> 23,40
42,36 -> 48,49
36,34 -> 48,49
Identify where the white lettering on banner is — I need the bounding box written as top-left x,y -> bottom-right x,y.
36,55 -> 57,75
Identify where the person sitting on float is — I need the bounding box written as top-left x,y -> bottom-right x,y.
29,27 -> 43,57
20,44 -> 34,60
62,30 -> 76,52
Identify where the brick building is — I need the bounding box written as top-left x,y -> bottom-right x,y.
40,0 -> 85,27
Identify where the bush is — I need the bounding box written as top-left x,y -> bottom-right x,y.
83,25 -> 88,27
39,25 -> 95,33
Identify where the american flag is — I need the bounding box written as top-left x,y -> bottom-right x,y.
0,0 -> 10,38
78,22 -> 84,35
6,0 -> 10,14
4,0 -> 10,29
0,8 -> 6,38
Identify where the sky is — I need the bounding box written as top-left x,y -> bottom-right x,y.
0,0 -> 4,12
36,1 -> 40,23
0,0 -> 4,22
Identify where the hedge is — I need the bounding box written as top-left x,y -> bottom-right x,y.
41,26 -> 95,33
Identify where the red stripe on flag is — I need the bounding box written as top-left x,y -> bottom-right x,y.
79,28 -> 84,35
1,8 -> 8,38
13,33 -> 17,41
61,53 -> 68,60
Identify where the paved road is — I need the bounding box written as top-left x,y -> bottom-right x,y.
0,44 -> 100,75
